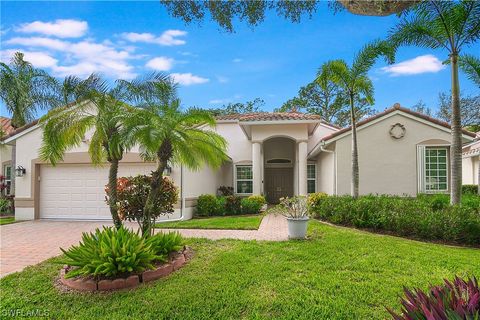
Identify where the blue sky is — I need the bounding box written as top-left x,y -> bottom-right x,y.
1,1 -> 479,118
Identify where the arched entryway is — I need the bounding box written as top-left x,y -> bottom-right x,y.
263,137 -> 295,204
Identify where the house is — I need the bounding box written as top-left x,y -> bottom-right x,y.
462,136 -> 480,186
0,103 -> 476,222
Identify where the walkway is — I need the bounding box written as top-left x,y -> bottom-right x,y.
0,214 -> 287,277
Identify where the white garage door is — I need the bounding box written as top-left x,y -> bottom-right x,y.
40,163 -> 156,220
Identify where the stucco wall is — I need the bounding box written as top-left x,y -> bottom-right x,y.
334,112 -> 453,196
308,123 -> 338,153
0,144 -> 12,165
251,124 -> 309,142
462,156 -> 479,185
215,122 -> 252,163
316,149 -> 335,195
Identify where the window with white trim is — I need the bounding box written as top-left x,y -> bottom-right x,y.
3,165 -> 12,195
235,165 -> 253,194
307,164 -> 316,194
425,147 -> 448,192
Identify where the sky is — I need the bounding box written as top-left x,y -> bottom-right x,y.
1,1 -> 479,119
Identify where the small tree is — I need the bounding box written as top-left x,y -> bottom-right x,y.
323,40 -> 394,197
109,175 -> 178,236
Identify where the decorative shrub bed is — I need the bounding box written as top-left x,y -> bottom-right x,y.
58,227 -> 190,291
308,193 -> 480,246
196,194 -> 266,216
388,276 -> 479,319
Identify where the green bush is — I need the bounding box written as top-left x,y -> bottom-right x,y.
145,231 -> 183,256
0,197 -> 10,214
196,194 -> 218,216
462,184 -> 478,195
309,194 -> 480,246
241,195 -> 266,214
225,196 -> 242,215
215,196 -> 227,216
60,227 -> 159,278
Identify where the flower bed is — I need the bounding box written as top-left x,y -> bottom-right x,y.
59,246 -> 193,292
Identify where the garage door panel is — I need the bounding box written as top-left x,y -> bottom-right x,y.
40,163 -> 156,220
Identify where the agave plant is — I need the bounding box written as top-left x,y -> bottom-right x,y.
388,276 -> 480,320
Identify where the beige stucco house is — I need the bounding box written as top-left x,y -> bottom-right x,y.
1,103 -> 476,222
462,138 -> 480,186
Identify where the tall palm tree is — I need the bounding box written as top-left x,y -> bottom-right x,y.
458,54 -> 480,88
388,0 -> 480,204
323,40 -> 395,198
52,74 -> 108,107
0,52 -> 55,195
39,85 -> 134,229
122,74 -> 229,236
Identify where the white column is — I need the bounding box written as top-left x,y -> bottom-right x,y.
252,141 -> 262,195
298,141 -> 308,195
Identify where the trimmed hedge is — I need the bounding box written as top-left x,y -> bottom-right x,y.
462,184 -> 479,195
196,194 -> 266,216
308,193 -> 480,246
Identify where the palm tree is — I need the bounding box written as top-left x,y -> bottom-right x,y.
122,74 -> 229,236
323,40 -> 395,198
458,54 -> 480,88
0,52 -> 55,195
52,74 -> 108,107
388,0 -> 480,204
39,85 -> 134,229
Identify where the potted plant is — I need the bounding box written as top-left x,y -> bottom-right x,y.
277,196 -> 309,239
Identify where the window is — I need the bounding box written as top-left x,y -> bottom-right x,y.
3,165 -> 11,195
307,164 -> 316,194
425,148 -> 448,192
266,158 -> 291,164
235,165 -> 253,194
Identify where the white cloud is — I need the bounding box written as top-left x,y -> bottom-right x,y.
209,98 -> 230,104
7,37 -> 69,51
16,19 -> 88,38
216,75 -> 229,83
381,54 -> 445,76
145,57 -> 174,71
232,58 -> 242,63
1,49 -> 58,68
4,36 -> 136,79
121,29 -> 187,46
170,73 -> 209,86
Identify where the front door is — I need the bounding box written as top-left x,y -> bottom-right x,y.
265,167 -> 293,204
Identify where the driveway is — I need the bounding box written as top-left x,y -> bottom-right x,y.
0,215 -> 287,277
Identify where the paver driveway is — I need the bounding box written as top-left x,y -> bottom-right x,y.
0,214 -> 287,277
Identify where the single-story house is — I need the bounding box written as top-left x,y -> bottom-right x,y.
462,137 -> 480,186
0,103 -> 476,221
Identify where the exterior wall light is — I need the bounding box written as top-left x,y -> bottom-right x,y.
15,166 -> 26,177
163,165 -> 172,176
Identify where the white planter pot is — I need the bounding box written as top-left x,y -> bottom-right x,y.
286,217 -> 309,239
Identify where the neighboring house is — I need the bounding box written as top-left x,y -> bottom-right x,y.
0,117 -> 15,196
0,103 -> 476,221
462,135 -> 480,186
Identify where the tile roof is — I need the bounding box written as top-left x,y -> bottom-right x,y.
320,103 -> 477,142
0,117 -> 15,135
1,119 -> 40,141
216,112 -> 322,122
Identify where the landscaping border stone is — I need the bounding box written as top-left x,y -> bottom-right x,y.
59,246 -> 193,292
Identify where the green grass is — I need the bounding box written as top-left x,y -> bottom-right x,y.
1,221 -> 479,319
0,217 -> 15,225
156,214 -> 263,230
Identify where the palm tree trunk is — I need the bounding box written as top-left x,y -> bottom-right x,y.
350,94 -> 359,198
142,140 -> 172,237
107,158 -> 122,229
449,54 -> 462,205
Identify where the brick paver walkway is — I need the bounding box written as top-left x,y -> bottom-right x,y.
0,214 -> 287,277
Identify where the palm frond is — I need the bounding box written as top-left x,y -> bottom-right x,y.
458,54 -> 480,87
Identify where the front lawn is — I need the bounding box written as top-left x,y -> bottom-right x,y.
156,214 -> 263,230
1,221 -> 479,319
0,217 -> 15,225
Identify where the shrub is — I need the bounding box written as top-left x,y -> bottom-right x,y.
217,186 -> 234,196
215,196 -> 227,216
111,175 -> 178,234
307,192 -> 328,212
145,231 -> 183,256
60,227 -> 159,278
388,276 -> 480,319
309,195 -> 480,246
196,194 -> 218,216
241,195 -> 266,214
0,197 -> 11,214
225,196 -> 242,215
462,184 -> 478,195
276,196 -> 309,219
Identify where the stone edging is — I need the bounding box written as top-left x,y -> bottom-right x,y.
60,246 -> 193,292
